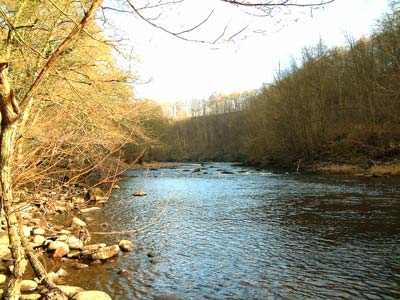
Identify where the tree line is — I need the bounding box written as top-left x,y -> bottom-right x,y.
155,4 -> 400,170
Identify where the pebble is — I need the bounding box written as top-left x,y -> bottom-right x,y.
118,240 -> 133,252
0,274 -> 6,284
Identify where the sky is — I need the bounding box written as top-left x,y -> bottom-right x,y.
105,0 -> 391,103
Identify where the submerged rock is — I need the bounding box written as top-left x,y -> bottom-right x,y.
73,291 -> 112,300
71,217 -> 87,227
154,293 -> 185,300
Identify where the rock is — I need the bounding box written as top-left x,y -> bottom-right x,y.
118,240 -> 133,252
192,168 -> 201,173
147,251 -> 157,258
82,245 -> 119,261
59,229 -> 71,235
20,280 -> 38,292
22,225 -> 31,237
58,286 -> 84,298
72,196 -> 85,204
53,246 -> 70,258
67,250 -> 81,259
86,188 -> 106,201
32,228 -> 45,235
117,269 -> 130,276
71,217 -> 86,227
57,235 -> 68,242
133,190 -> 147,196
66,236 -> 83,250
72,263 -> 89,270
154,293 -> 185,300
32,235 -> 46,246
48,241 -> 70,258
0,234 -> 9,246
0,245 -> 11,259
73,291 -> 112,300
80,207 -> 101,213
20,294 -> 41,300
56,267 -> 68,277
112,185 -> 120,189
0,274 -> 7,284
47,271 -> 60,283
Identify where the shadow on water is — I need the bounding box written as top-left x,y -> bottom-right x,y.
62,163 -> 400,300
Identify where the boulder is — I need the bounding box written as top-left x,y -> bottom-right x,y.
82,245 -> 119,261
73,291 -> 112,300
58,286 -> 84,298
118,240 -> 133,252
71,217 -> 86,227
20,279 -> 38,292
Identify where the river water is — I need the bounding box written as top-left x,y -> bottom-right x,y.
64,163 -> 400,300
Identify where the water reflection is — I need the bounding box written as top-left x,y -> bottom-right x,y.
68,163 -> 400,300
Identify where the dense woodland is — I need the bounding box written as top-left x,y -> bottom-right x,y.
154,5 -> 400,174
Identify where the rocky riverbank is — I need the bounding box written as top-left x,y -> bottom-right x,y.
0,185 -> 130,300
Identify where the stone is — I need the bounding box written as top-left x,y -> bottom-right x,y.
20,294 -> 41,300
71,217 -> 86,227
86,188 -> 106,201
118,240 -> 133,252
112,185 -> 120,189
73,291 -> 112,300
20,280 -> 38,292
73,263 -> 89,270
147,251 -> 157,258
72,196 -> 85,204
80,207 -> 101,213
56,267 -> 68,277
59,229 -> 71,235
82,245 -> 119,261
67,250 -> 81,258
48,241 -> 70,258
66,236 -> 83,250
132,190 -> 146,196
0,234 -> 9,246
117,269 -> 130,276
32,235 -> 45,246
0,274 -> 7,284
47,271 -> 59,283
58,286 -> 84,298
0,245 -> 11,259
32,228 -> 45,235
22,226 -> 31,237
82,244 -> 105,251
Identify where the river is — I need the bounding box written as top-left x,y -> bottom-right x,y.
62,162 -> 400,300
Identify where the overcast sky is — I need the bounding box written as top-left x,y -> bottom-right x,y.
106,0 -> 391,103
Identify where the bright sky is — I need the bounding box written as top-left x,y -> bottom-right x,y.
106,0 -> 391,102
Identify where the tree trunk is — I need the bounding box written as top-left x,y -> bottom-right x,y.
0,63 -> 26,300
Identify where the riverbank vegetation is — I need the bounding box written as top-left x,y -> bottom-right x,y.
154,4 -> 400,176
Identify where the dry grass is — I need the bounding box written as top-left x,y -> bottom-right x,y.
313,164 -> 363,175
370,162 -> 400,176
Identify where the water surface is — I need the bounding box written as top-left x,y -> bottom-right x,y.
64,163 -> 400,300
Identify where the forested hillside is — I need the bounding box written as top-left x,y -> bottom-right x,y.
157,6 -> 400,175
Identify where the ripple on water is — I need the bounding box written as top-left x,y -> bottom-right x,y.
71,163 -> 400,300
